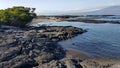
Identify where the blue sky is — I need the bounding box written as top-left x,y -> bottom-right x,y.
0,0 -> 120,14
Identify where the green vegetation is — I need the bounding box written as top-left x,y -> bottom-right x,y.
0,6 -> 36,27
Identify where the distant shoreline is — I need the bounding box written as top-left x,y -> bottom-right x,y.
31,18 -> 63,24
31,15 -> 120,24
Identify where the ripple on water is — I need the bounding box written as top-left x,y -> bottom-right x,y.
35,22 -> 120,58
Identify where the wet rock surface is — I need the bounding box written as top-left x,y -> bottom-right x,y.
0,25 -> 85,68
66,19 -> 120,24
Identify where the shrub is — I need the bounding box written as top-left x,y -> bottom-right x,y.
0,6 -> 36,27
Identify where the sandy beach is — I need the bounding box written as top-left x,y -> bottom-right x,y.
65,49 -> 120,68
65,50 -> 89,59
31,18 -> 62,24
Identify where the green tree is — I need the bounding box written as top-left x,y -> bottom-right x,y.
0,6 -> 36,27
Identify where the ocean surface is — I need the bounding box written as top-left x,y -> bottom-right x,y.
34,22 -> 120,58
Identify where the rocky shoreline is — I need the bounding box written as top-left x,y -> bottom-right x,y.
66,19 -> 120,24
0,25 -> 120,68
0,25 -> 86,68
31,16 -> 120,24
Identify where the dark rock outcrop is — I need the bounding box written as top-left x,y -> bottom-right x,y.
67,19 -> 120,24
0,25 -> 85,68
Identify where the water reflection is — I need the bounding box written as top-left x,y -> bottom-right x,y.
34,22 -> 120,58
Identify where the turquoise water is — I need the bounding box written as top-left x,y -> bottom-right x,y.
34,22 -> 120,58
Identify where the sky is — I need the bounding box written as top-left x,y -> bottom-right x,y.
0,0 -> 120,15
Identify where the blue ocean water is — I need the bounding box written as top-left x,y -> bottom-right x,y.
34,22 -> 120,58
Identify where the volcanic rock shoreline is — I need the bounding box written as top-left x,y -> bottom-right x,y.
0,25 -> 120,68
0,25 -> 86,68
66,19 -> 120,24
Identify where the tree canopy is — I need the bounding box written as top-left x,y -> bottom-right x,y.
0,6 -> 36,27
